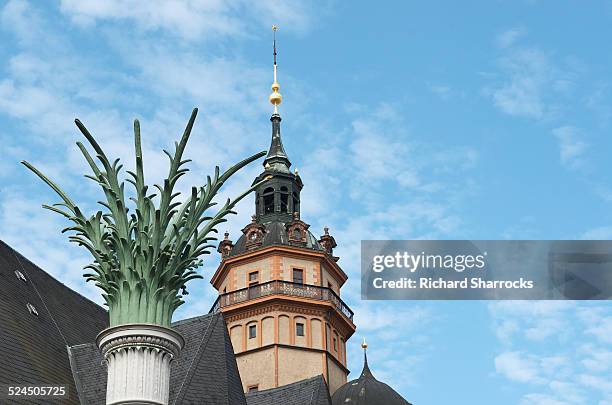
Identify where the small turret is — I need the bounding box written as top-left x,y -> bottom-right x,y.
217,232 -> 234,259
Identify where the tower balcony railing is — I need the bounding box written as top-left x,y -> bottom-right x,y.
210,280 -> 354,322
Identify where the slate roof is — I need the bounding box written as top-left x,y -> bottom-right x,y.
246,375 -> 332,405
230,221 -> 324,257
68,312 -> 247,405
331,354 -> 412,405
0,239 -> 247,405
0,238 -> 334,405
0,239 -> 108,405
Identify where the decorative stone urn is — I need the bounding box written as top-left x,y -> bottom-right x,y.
96,324 -> 185,405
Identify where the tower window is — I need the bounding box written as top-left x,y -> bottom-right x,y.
333,337 -> 338,351
280,186 -> 289,213
248,385 -> 259,393
292,269 -> 304,284
249,271 -> 259,286
292,192 -> 299,213
249,324 -> 257,339
296,322 -> 305,337
263,187 -> 274,214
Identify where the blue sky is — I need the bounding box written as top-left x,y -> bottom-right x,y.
1,1 -> 611,404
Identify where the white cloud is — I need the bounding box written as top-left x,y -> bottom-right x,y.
489,48 -> 550,119
59,0 -> 317,39
490,301 -> 612,404
429,84 -> 452,100
520,393 -> 572,405
486,28 -> 578,122
551,126 -> 588,170
494,352 -> 570,385
584,315 -> 612,345
497,27 -> 527,49
495,351 -> 543,384
581,226 -> 612,239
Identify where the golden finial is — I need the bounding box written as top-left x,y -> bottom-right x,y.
361,337 -> 368,350
269,25 -> 282,114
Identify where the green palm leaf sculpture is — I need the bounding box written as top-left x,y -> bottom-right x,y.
22,108 -> 266,327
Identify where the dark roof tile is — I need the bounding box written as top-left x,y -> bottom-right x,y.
246,375 -> 331,405
69,313 -> 247,405
0,240 -> 108,405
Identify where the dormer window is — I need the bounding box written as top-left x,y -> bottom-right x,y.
286,214 -> 309,246
14,270 -> 27,282
242,219 -> 266,251
26,303 -> 38,316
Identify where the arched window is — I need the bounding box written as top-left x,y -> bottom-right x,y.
292,192 -> 299,213
263,187 -> 274,214
280,186 -> 289,213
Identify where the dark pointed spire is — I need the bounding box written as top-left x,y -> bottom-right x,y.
263,114 -> 291,172
361,338 -> 374,378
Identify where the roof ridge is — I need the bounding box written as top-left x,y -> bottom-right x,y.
67,345 -> 88,405
171,311 -> 216,327
246,374 -> 323,397
221,314 -> 245,405
308,376 -> 319,405
172,313 -> 219,405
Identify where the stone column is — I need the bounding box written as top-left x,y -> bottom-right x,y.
96,324 -> 185,405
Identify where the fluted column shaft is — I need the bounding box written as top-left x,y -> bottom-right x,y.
96,324 -> 184,405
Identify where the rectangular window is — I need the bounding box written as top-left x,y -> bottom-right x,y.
249,324 -> 257,339
292,268 -> 304,284
296,322 -> 305,337
248,385 -> 259,393
333,337 -> 338,351
249,271 -> 259,286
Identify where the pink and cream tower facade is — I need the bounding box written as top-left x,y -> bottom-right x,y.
210,27 -> 355,395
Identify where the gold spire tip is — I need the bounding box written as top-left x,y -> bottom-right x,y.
361,338 -> 368,349
269,24 -> 282,113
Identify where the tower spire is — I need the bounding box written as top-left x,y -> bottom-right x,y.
361,337 -> 373,377
263,25 -> 291,173
269,25 -> 282,114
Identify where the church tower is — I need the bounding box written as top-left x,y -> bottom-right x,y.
210,26 -> 355,395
